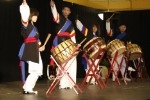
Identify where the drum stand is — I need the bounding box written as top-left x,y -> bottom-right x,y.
105,51 -> 127,85
46,46 -> 82,95
126,53 -> 146,81
80,49 -> 106,90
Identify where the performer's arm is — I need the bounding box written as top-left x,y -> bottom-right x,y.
76,19 -> 88,36
39,33 -> 51,51
106,19 -> 113,37
20,0 -> 30,27
50,0 -> 60,23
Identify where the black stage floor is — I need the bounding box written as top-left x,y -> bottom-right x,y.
0,78 -> 150,100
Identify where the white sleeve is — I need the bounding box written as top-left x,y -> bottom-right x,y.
51,4 -> 60,23
20,3 -> 30,22
76,19 -> 84,32
106,21 -> 111,33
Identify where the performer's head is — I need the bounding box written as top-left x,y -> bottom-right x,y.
29,8 -> 39,22
119,24 -> 126,33
62,3 -> 71,18
92,23 -> 100,36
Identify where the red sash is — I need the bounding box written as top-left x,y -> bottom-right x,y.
24,37 -> 37,43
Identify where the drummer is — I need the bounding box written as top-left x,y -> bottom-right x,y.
76,19 -> 102,84
48,0 -> 87,89
106,18 -> 134,81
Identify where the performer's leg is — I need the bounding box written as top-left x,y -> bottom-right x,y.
59,56 -> 77,89
23,73 -> 39,93
85,59 -> 96,84
112,58 -> 119,81
120,57 -> 131,81
23,53 -> 43,94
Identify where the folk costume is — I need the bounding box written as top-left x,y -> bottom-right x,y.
50,3 -> 77,89
76,20 -> 100,84
19,3 -> 43,94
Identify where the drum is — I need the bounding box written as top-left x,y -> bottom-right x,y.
51,39 -> 79,65
83,37 -> 106,59
107,39 -> 126,57
99,66 -> 108,79
126,43 -> 142,60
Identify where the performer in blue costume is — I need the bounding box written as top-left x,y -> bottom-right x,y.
49,0 -> 84,89
106,17 -> 132,82
19,0 -> 44,94
76,19 -> 101,84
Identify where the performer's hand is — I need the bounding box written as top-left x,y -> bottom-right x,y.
77,44 -> 81,48
50,0 -> 54,7
39,45 -> 45,52
106,18 -> 110,22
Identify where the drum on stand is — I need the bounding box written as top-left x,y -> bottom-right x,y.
83,37 -> 106,59
107,39 -> 126,57
51,39 -> 79,65
126,43 -> 142,60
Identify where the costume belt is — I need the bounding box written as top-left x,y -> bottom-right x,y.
24,37 -> 37,43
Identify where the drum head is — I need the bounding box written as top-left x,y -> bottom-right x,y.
129,52 -> 142,60
127,43 -> 142,60
107,39 -> 126,57
51,39 -> 79,65
83,37 -> 106,59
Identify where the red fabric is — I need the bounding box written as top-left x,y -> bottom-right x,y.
24,37 -> 37,43
57,32 -> 70,37
50,46 -> 55,66
22,20 -> 28,24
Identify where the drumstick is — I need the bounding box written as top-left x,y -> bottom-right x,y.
107,13 -> 115,21
79,38 -> 87,45
109,13 -> 115,19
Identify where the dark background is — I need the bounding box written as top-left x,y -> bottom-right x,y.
0,0 -> 150,82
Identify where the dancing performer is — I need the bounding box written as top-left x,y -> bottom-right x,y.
18,0 -> 44,94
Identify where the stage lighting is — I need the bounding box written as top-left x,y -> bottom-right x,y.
98,13 -> 104,20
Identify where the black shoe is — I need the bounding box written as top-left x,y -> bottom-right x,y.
64,87 -> 71,89
23,91 -> 38,94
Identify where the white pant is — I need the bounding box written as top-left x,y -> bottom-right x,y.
112,54 -> 126,80
59,56 -> 77,88
86,59 -> 99,83
23,53 -> 43,91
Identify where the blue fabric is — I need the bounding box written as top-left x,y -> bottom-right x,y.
60,19 -> 71,33
18,26 -> 38,83
20,61 -> 25,83
53,36 -> 58,47
82,58 -> 87,70
116,32 -> 126,39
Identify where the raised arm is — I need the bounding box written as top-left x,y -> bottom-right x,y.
50,0 -> 60,23
19,0 -> 30,27
106,18 -> 113,37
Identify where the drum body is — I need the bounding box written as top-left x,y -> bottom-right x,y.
83,37 -> 106,59
51,39 -> 78,65
99,66 -> 108,79
126,43 -> 142,60
107,39 -> 126,57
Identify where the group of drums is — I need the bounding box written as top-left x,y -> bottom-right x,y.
50,37 -> 143,80
51,37 -> 143,65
